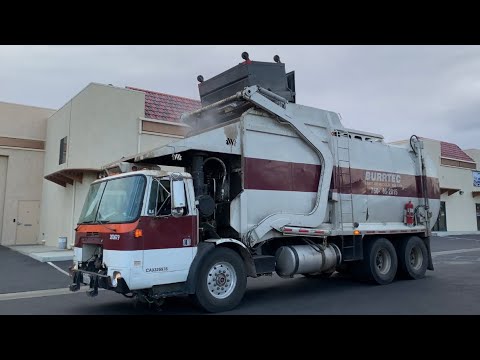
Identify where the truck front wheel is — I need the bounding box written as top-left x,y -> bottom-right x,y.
193,247 -> 247,313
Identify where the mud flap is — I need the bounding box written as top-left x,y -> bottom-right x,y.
424,237 -> 434,271
185,242 -> 215,294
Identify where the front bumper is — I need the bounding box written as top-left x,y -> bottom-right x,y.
69,269 -> 130,295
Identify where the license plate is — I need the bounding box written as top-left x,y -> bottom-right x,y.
82,273 -> 91,285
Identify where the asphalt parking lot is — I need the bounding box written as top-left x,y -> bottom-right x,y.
1,235 -> 479,315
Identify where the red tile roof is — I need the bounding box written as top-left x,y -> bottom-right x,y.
127,86 -> 201,123
441,141 -> 474,162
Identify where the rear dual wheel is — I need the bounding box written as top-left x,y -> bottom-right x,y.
354,237 -> 398,285
397,236 -> 428,280
354,236 -> 428,284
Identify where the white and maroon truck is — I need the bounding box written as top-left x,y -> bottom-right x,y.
69,54 -> 440,312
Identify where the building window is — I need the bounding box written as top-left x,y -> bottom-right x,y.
59,137 -> 67,165
440,157 -> 476,169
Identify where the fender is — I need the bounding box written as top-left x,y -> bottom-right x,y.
206,238 -> 256,277
185,239 -> 256,294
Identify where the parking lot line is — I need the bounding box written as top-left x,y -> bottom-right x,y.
441,237 -> 480,242
0,287 -> 89,301
432,247 -> 480,257
47,261 -> 70,277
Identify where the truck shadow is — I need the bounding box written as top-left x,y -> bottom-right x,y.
72,272 -> 426,315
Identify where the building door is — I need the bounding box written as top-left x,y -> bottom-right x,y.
476,204 -> 480,231
433,201 -> 447,232
0,156 -> 7,245
15,200 -> 40,245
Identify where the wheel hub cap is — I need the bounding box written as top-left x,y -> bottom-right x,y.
409,246 -> 423,270
375,248 -> 392,275
207,262 -> 237,299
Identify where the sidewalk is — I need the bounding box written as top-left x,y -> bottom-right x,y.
7,245 -> 73,262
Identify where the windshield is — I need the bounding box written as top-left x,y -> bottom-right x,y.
78,175 -> 146,224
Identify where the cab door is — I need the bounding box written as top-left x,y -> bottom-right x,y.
140,178 -> 197,287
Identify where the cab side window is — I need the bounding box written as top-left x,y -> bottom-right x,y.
147,179 -> 171,216
147,179 -> 189,216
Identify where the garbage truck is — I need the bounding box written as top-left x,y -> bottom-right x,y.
69,53 -> 441,312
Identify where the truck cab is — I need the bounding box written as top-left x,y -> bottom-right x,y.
71,169 -> 199,301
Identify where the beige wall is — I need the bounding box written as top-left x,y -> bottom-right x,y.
43,101 -> 71,175
68,84 -> 144,170
39,179 -> 68,245
140,133 -> 183,153
439,164 -> 478,231
0,102 -> 54,245
465,149 -> 480,165
44,84 -> 145,177
0,101 -> 53,140
0,148 -> 45,245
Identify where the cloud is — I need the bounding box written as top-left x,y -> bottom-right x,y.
1,45 -> 480,149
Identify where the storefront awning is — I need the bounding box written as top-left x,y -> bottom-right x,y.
472,191 -> 480,198
440,187 -> 461,196
44,168 -> 99,187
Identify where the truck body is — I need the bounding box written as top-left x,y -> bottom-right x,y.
70,55 -> 441,312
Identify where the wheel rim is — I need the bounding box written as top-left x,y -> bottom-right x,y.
409,245 -> 423,271
207,261 -> 237,299
375,248 -> 392,275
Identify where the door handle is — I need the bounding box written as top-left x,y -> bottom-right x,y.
17,222 -> 22,226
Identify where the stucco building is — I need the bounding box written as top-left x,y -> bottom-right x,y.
391,138 -> 480,232
0,101 -> 55,246
0,84 -> 200,248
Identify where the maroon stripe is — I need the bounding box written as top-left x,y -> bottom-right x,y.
334,168 -> 440,199
244,157 -> 440,199
76,216 -> 198,251
139,216 -> 197,250
244,157 -> 320,192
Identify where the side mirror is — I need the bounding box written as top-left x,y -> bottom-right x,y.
171,174 -> 186,217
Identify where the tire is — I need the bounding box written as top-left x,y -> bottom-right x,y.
358,237 -> 398,285
192,247 -> 247,313
397,236 -> 428,280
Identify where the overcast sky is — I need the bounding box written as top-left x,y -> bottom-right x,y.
1,45 -> 479,148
